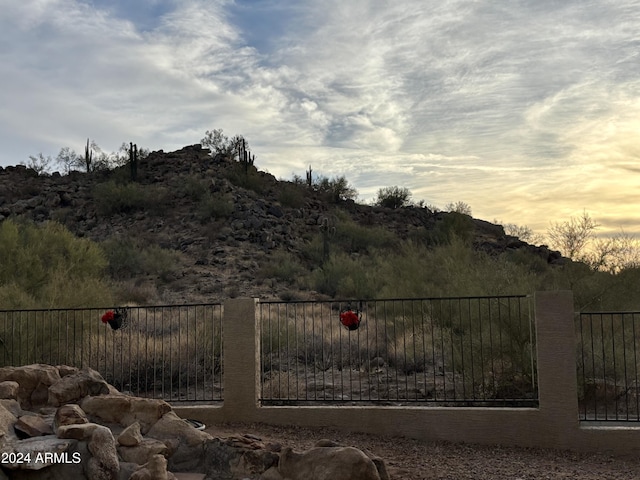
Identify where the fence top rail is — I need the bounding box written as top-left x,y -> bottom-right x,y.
258,294 -> 531,305
0,302 -> 224,314
579,310 -> 640,316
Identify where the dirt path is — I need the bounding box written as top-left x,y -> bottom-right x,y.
206,422 -> 640,480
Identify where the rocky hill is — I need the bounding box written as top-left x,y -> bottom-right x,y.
0,145 -> 564,304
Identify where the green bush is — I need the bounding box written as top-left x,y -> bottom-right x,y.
422,213 -> 474,246
375,186 -> 412,209
0,219 -> 112,308
278,184 -> 306,208
93,181 -> 168,216
314,175 -> 357,203
310,252 -> 381,298
102,237 -> 180,282
197,193 -> 234,222
180,176 -> 209,202
257,250 -> 305,284
334,219 -> 398,253
224,164 -> 268,194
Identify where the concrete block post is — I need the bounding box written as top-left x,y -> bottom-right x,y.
534,290 -> 579,443
222,298 -> 260,420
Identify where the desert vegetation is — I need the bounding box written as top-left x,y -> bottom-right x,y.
3,137 -> 640,413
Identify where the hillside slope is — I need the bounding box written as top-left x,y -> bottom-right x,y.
0,145 -> 564,304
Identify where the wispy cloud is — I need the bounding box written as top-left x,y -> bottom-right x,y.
1,0 -> 639,236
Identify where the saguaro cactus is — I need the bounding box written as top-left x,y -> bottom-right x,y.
306,165 -> 313,188
84,138 -> 93,172
129,142 -> 138,181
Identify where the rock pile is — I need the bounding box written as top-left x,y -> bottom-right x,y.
0,364 -> 389,479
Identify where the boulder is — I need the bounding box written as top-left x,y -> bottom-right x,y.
203,436 -> 278,480
118,437 -> 169,465
53,404 -> 89,433
0,381 -> 19,400
117,421 -> 143,447
0,364 -> 61,409
278,446 -> 382,480
313,440 -> 389,480
48,367 -> 111,406
0,435 -> 76,470
86,425 -> 119,480
146,411 -> 212,471
56,422 -> 101,441
14,414 -> 53,438
0,402 -> 18,444
81,395 -> 171,433
129,454 -> 177,480
0,399 -> 23,418
56,365 -> 79,377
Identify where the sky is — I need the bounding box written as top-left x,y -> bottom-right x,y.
1,0 -> 639,237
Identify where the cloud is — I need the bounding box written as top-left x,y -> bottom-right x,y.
1,0 -> 639,236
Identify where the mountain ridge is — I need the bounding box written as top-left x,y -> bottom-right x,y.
0,144 -> 566,304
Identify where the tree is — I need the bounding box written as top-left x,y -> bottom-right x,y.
23,153 -> 52,175
314,175 -> 358,203
547,211 -> 598,261
56,147 -> 82,173
501,222 -> 544,245
445,201 -> 472,216
201,129 -> 249,160
374,186 -> 412,209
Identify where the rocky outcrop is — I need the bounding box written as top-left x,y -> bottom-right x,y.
0,364 -> 390,480
0,144 -> 566,304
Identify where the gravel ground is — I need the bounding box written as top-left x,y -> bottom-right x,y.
207,422 -> 640,480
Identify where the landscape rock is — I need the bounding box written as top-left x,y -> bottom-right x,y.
0,400 -> 23,418
0,365 -> 61,410
312,440 -> 389,480
53,404 -> 89,433
0,381 -> 19,400
0,436 -> 76,470
14,414 -> 53,438
56,422 -> 101,441
117,421 -> 143,446
48,367 -> 111,406
86,425 -> 119,480
278,446 -> 382,480
118,437 -> 168,465
0,365 -> 391,480
146,411 -> 212,471
80,395 -> 171,433
129,454 -> 177,480
0,402 -> 18,444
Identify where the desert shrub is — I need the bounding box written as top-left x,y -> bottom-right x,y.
257,250 -> 305,284
224,163 -> 268,194
445,201 -> 472,215
375,186 -> 412,209
278,184 -> 306,208
424,212 -> 474,246
310,252 -> 381,299
0,219 -> 112,309
180,175 -> 209,201
93,180 -> 168,215
314,175 -> 358,203
334,218 -> 398,253
102,237 -> 180,282
197,192 -> 234,222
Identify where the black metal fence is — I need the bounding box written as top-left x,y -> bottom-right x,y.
578,312 -> 640,421
0,304 -> 223,403
258,296 -> 537,406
